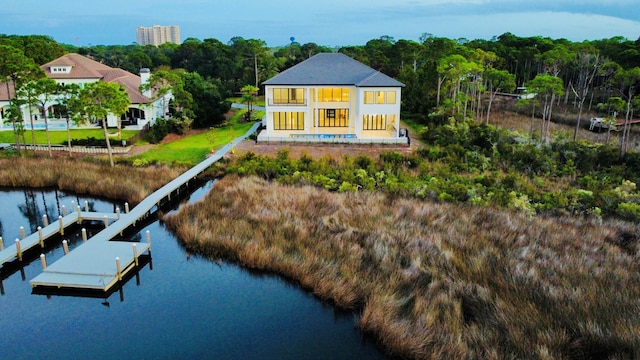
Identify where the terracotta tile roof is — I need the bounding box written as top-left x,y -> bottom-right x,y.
1,53 -> 152,104
0,81 -> 16,101
44,53 -> 150,104
41,53 -> 110,79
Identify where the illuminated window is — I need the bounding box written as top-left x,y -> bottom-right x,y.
273,112 -> 305,130
318,109 -> 348,127
272,88 -> 305,104
386,91 -> 396,104
363,114 -> 386,130
363,114 -> 396,130
364,91 -> 374,104
364,91 -> 396,104
318,88 -> 349,102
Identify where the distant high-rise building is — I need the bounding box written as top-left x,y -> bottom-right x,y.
136,25 -> 181,46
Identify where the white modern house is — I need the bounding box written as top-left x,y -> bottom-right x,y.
259,53 -> 407,144
0,53 -> 169,130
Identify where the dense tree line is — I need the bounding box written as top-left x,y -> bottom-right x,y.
3,33 -> 640,143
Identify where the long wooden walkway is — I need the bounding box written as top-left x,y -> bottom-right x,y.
28,122 -> 261,293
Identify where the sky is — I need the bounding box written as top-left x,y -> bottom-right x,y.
1,0 -> 639,47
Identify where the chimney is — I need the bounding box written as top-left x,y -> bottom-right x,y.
140,68 -> 151,98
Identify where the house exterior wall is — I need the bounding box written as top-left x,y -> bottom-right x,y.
356,87 -> 402,139
261,85 -> 403,143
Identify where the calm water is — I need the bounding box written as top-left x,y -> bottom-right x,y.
0,185 -> 388,359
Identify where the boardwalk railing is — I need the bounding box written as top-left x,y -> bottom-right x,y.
16,144 -> 132,154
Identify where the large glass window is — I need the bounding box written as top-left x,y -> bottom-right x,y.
363,114 -> 396,130
364,90 -> 397,104
273,112 -> 305,130
363,114 -> 386,130
317,88 -> 350,102
318,109 -> 349,127
364,91 -> 374,104
272,88 -> 305,104
386,91 -> 397,104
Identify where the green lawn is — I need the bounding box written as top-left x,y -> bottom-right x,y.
228,96 -> 266,107
1,106 -> 259,166
130,111 -> 256,166
0,129 -> 139,145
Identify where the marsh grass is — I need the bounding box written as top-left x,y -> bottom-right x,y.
0,156 -> 183,204
163,175 -> 640,359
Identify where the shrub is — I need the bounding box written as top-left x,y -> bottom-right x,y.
616,202 -> 640,220
144,118 -> 172,144
67,137 -> 125,147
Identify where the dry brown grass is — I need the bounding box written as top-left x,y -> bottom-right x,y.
163,175 -> 640,359
0,156 -> 184,204
490,109 -> 640,150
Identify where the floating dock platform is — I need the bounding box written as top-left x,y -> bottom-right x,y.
13,121 -> 260,295
30,240 -> 150,291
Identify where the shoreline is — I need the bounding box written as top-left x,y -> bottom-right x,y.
162,175 -> 640,359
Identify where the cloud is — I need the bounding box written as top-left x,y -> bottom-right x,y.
1,0 -> 638,46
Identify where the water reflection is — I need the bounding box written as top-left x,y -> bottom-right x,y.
0,186 -> 388,359
0,188 -> 107,249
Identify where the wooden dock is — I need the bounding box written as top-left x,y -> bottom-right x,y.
0,211 -> 120,266
26,121 -> 261,293
30,240 -> 150,291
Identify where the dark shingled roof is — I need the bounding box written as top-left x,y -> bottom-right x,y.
263,53 -> 404,87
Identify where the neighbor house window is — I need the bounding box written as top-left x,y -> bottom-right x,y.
364,91 -> 397,104
273,112 -> 304,130
318,109 -> 348,127
317,88 -> 349,102
272,88 -> 305,104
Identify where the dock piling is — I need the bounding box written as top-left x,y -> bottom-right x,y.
61,205 -> 67,216
116,207 -> 121,220
71,201 -> 76,212
132,244 -> 139,266
115,257 -> 122,280
103,215 -> 109,228
77,206 -> 82,224
82,228 -> 87,242
38,227 -> 44,248
84,201 -> 89,212
62,240 -> 69,255
20,226 -> 25,239
125,202 -> 129,213
40,254 -> 47,269
59,216 -> 64,235
146,230 -> 151,251
0,236 -> 3,251
43,214 -> 48,227
15,239 -> 22,261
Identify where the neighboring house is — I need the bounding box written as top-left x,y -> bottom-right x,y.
0,82 -> 16,126
259,53 -> 407,144
0,53 -> 169,129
